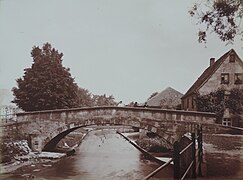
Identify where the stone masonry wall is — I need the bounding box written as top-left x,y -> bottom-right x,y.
2,106 -> 216,151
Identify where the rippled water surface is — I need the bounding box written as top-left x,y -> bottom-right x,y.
7,129 -> 173,179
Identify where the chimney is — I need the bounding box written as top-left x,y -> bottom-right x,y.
210,58 -> 215,67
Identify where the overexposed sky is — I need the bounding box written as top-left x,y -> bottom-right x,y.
0,0 -> 242,104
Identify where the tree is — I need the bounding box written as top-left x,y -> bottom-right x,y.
195,88 -> 243,122
227,88 -> 243,113
189,0 -> 243,44
195,89 -> 225,121
75,88 -> 118,107
76,87 -> 94,107
92,94 -> 117,106
12,43 -> 79,111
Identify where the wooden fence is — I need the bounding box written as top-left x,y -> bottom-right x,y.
143,125 -> 203,180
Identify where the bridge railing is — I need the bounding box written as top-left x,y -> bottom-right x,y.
143,126 -> 203,180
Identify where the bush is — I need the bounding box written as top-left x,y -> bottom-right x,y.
0,140 -> 31,163
136,137 -> 171,153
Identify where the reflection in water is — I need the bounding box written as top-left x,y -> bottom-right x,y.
203,134 -> 243,179
30,129 -> 172,179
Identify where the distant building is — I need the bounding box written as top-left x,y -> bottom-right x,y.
0,105 -> 22,122
146,87 -> 183,109
0,89 -> 22,122
181,49 -> 243,126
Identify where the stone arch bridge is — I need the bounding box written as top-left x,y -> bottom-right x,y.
3,106 -> 218,152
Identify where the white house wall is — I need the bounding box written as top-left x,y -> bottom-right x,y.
198,55 -> 243,95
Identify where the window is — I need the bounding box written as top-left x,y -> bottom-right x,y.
221,73 -> 229,84
222,118 -> 232,126
229,54 -> 235,63
234,73 -> 243,84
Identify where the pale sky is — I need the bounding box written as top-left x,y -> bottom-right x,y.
0,0 -> 242,105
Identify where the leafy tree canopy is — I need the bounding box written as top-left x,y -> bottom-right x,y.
76,87 -> 94,107
189,0 -> 243,44
195,89 -> 225,113
12,43 -> 79,111
92,94 -> 117,106
76,88 -> 118,107
227,87 -> 243,113
195,88 -> 243,120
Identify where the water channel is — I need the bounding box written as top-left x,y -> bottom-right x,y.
32,130 -> 243,179
5,129 -> 173,179
2,128 -> 243,179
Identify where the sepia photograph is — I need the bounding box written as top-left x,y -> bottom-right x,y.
0,0 -> 243,179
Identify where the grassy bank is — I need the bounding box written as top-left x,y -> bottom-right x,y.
135,137 -> 172,153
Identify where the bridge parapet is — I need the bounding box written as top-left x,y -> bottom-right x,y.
16,106 -> 215,123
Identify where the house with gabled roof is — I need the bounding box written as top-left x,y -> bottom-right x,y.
181,49 -> 243,126
146,87 -> 183,109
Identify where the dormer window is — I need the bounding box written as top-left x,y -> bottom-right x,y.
221,73 -> 229,84
229,54 -> 235,63
235,73 -> 243,84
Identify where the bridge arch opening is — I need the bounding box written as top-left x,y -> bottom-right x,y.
42,123 -> 173,152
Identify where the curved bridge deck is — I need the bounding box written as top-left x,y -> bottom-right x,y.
3,106 -> 216,151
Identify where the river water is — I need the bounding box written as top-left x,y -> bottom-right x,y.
2,129 -> 243,179
9,129 -> 172,180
